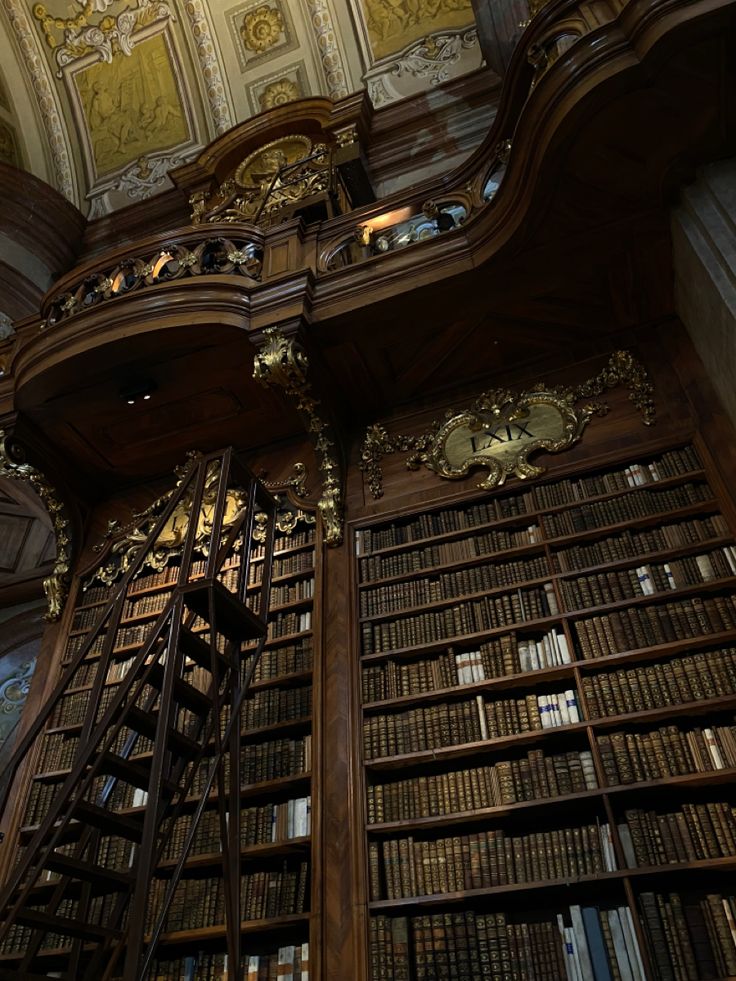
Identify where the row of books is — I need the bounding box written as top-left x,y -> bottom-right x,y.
366,749 -> 598,823
266,576 -> 314,607
240,861 -> 309,922
532,449 -> 701,505
241,796 -> 311,844
361,630 -> 571,703
552,514 -> 729,572
121,590 -> 171,621
371,821 -> 617,900
247,638 -> 313,683
562,548 -> 736,609
541,481 -> 712,538
251,527 -> 315,561
622,800 -> 736,866
64,630 -> 106,660
248,547 -> 316,584
354,494 -> 530,555
242,684 -> 312,729
580,648 -> 736,717
240,735 -> 312,785
369,904 -> 645,981
361,584 -> 559,655
150,945 -> 310,981
358,524 -> 541,583
574,593 -> 736,659
147,875 -> 225,932
359,553 -> 549,617
639,891 -> 736,979
597,721 -> 736,784
267,609 -> 312,640
362,690 -> 582,760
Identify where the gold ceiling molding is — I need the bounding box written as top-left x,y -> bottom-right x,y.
359,350 -> 656,498
0,430 -> 72,620
2,0 -> 76,202
253,326 -> 344,546
181,0 -> 234,135
304,0 -> 349,99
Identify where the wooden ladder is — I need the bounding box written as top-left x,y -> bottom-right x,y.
0,448 -> 276,980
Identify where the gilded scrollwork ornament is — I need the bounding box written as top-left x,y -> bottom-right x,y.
254,327 -> 344,546
0,431 -> 72,621
360,351 -> 656,499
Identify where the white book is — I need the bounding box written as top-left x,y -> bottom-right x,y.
247,956 -> 259,981
695,554 -> 716,581
468,650 -> 485,683
558,692 -> 570,725
566,690 -> 580,723
529,524 -> 540,543
721,898 -> 736,950
557,632 -> 572,664
703,727 -> 725,768
617,823 -> 637,867
287,797 -> 295,839
662,564 -> 677,590
648,461 -> 662,481
456,651 -> 469,685
300,942 -> 309,981
636,566 -> 654,595
541,634 -> 554,667
724,546 -> 736,574
625,467 -> 636,488
569,905 -> 595,981
518,642 -> 531,672
529,642 -> 541,671
477,695 -> 488,740
620,906 -> 646,981
278,946 -> 295,981
580,751 -> 598,789
557,914 -> 578,981
538,694 -> 551,729
552,693 -> 563,727
606,909 -> 635,981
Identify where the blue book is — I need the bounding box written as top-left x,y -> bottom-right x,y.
582,907 -> 614,981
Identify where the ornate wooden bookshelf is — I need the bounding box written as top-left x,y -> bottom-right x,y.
354,443 -> 736,981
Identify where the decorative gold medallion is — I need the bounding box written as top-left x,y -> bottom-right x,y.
360,350 -> 656,498
427,390 -> 588,488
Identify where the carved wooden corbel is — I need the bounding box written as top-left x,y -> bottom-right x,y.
253,327 -> 344,547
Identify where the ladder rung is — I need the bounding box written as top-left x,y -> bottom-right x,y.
42,852 -> 132,891
95,753 -> 177,797
178,624 -> 232,672
147,663 -> 211,715
72,801 -> 144,842
183,580 -> 266,641
14,907 -> 122,942
126,706 -> 201,758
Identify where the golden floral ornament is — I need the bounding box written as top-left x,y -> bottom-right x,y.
360,350 -> 656,498
241,3 -> 284,53
254,327 -> 344,546
0,430 -> 72,620
260,78 -> 299,109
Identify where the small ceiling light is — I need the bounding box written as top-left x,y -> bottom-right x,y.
119,377 -> 157,405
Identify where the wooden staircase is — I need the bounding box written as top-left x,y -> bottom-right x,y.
0,449 -> 276,980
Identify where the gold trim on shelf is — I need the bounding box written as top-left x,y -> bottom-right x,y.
359,350 -> 656,498
0,431 -> 72,621
254,327 -> 343,546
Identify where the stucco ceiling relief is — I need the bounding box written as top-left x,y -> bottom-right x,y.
181,0 -> 234,135
303,0 -> 349,99
351,0 -> 482,105
1,0 -> 76,202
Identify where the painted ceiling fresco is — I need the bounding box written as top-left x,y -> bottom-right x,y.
0,0 -> 481,216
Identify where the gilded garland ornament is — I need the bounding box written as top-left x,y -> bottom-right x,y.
359,350 -> 656,498
0,430 -> 72,621
254,327 -> 343,546
92,453 -> 249,586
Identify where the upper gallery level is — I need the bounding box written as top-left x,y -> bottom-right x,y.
0,0 -> 733,490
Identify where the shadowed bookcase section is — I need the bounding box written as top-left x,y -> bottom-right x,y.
355,444 -> 736,981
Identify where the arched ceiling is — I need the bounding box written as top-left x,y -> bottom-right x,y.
0,0 -> 482,216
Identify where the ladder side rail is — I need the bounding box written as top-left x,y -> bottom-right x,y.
138,629 -> 272,981
174,454 -> 214,590
121,597 -> 190,981
83,656 -> 236,981
202,447 -> 235,583
0,457 -> 206,821
0,607 -> 179,929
